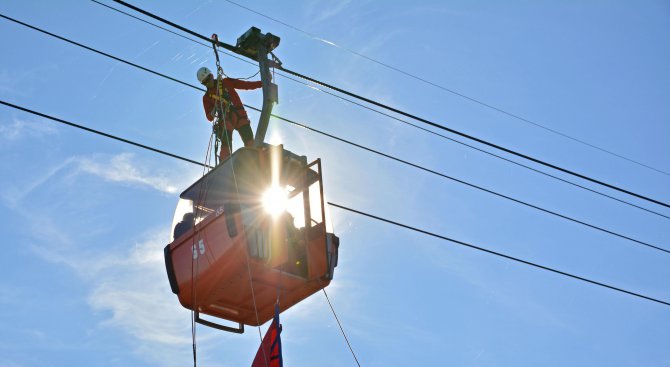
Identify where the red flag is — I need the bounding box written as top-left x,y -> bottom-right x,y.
251,305 -> 283,367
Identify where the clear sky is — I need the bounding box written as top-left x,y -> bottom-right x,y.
1,1 -> 669,366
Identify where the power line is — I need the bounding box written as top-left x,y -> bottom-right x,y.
279,68 -> 670,210
0,100 -> 209,168
78,4 -> 670,220
3,93 -> 667,256
3,14 -> 668,253
2,6 -> 665,354
88,0 -> 263,76
90,0 -> 211,49
110,0 -> 236,54
269,82 -> 670,221
328,202 -> 670,308
220,0 -> 670,178
0,14 -> 198,92
248,107 -> 669,255
106,0 -> 670,209
1,99 -> 666,308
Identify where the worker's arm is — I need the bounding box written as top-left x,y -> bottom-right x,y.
225,78 -> 262,90
203,95 -> 215,121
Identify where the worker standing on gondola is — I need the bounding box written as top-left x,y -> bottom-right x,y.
197,66 -> 262,162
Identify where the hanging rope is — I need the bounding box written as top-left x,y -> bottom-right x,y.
189,131 -> 216,366
211,34 -> 269,365
210,34 -> 233,166
318,215 -> 361,366
321,285 -> 362,367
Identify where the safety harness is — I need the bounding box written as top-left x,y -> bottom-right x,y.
210,34 -> 235,166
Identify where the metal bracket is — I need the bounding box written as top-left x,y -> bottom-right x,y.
195,311 -> 245,334
253,38 -> 279,147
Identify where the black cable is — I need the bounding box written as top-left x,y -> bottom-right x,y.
2,14 -> 667,253
245,107 -> 669,255
111,0 -> 241,54
328,202 -> 670,307
1,98 -> 666,308
90,0 -> 212,49
265,80 -> 670,221
78,4 -> 670,220
221,0 -> 670,178
321,287 -> 362,367
4,13 -> 669,250
107,0 -> 670,209
279,68 -> 670,209
0,14 -> 199,93
3,88 -> 665,256
1,6 -> 663,344
88,0 -> 261,82
87,0 -> 265,69
0,100 -> 210,168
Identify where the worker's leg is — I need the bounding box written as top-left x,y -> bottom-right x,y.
238,123 -> 254,147
219,129 -> 234,162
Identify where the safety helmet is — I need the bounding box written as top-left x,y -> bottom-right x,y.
197,67 -> 213,84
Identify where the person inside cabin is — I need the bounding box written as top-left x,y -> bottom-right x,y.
173,212 -> 195,240
196,66 -> 263,163
281,211 -> 307,278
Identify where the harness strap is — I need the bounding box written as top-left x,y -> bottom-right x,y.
210,87 -> 246,119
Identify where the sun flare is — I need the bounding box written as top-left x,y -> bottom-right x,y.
262,185 -> 288,218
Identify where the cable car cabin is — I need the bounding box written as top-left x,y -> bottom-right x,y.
164,145 -> 339,332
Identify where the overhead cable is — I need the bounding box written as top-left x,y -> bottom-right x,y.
1,99 -> 666,308
2,15 -> 668,253
321,287 -> 362,367
0,100 -> 209,168
78,5 -> 670,220
0,14 -> 198,92
90,0 -> 211,48
246,107 -> 669,255
220,0 -> 670,178
2,95 -> 667,256
107,0 -> 670,209
280,69 -> 670,209
328,202 -> 670,308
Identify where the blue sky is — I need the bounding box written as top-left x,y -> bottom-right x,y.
1,1 -> 669,366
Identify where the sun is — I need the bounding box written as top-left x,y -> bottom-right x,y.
262,185 -> 288,218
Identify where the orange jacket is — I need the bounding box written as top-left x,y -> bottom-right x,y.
203,77 -> 262,130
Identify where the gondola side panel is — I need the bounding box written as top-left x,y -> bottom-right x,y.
168,210 -> 248,311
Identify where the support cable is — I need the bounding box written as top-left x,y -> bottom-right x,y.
327,202 -> 670,308
90,0 -> 211,48
260,102 -> 670,221
220,0 -> 670,178
0,99 -> 666,308
3,98 -> 667,255
244,108 -> 668,255
190,133 -> 216,367
318,211 -> 361,366
0,14 -> 198,91
210,39 -> 270,365
15,9 -> 666,220
279,68 -> 670,209
0,100 -> 210,168
106,0 -> 670,209
321,286 -> 362,367
3,15 -> 669,252
88,0 -> 261,75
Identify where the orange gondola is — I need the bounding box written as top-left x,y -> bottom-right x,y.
164,144 -> 339,333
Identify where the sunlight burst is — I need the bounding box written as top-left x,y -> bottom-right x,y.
262,185 -> 288,218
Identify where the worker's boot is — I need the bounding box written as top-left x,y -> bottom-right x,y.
219,148 -> 231,163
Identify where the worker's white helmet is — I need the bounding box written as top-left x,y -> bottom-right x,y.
197,67 -> 213,84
